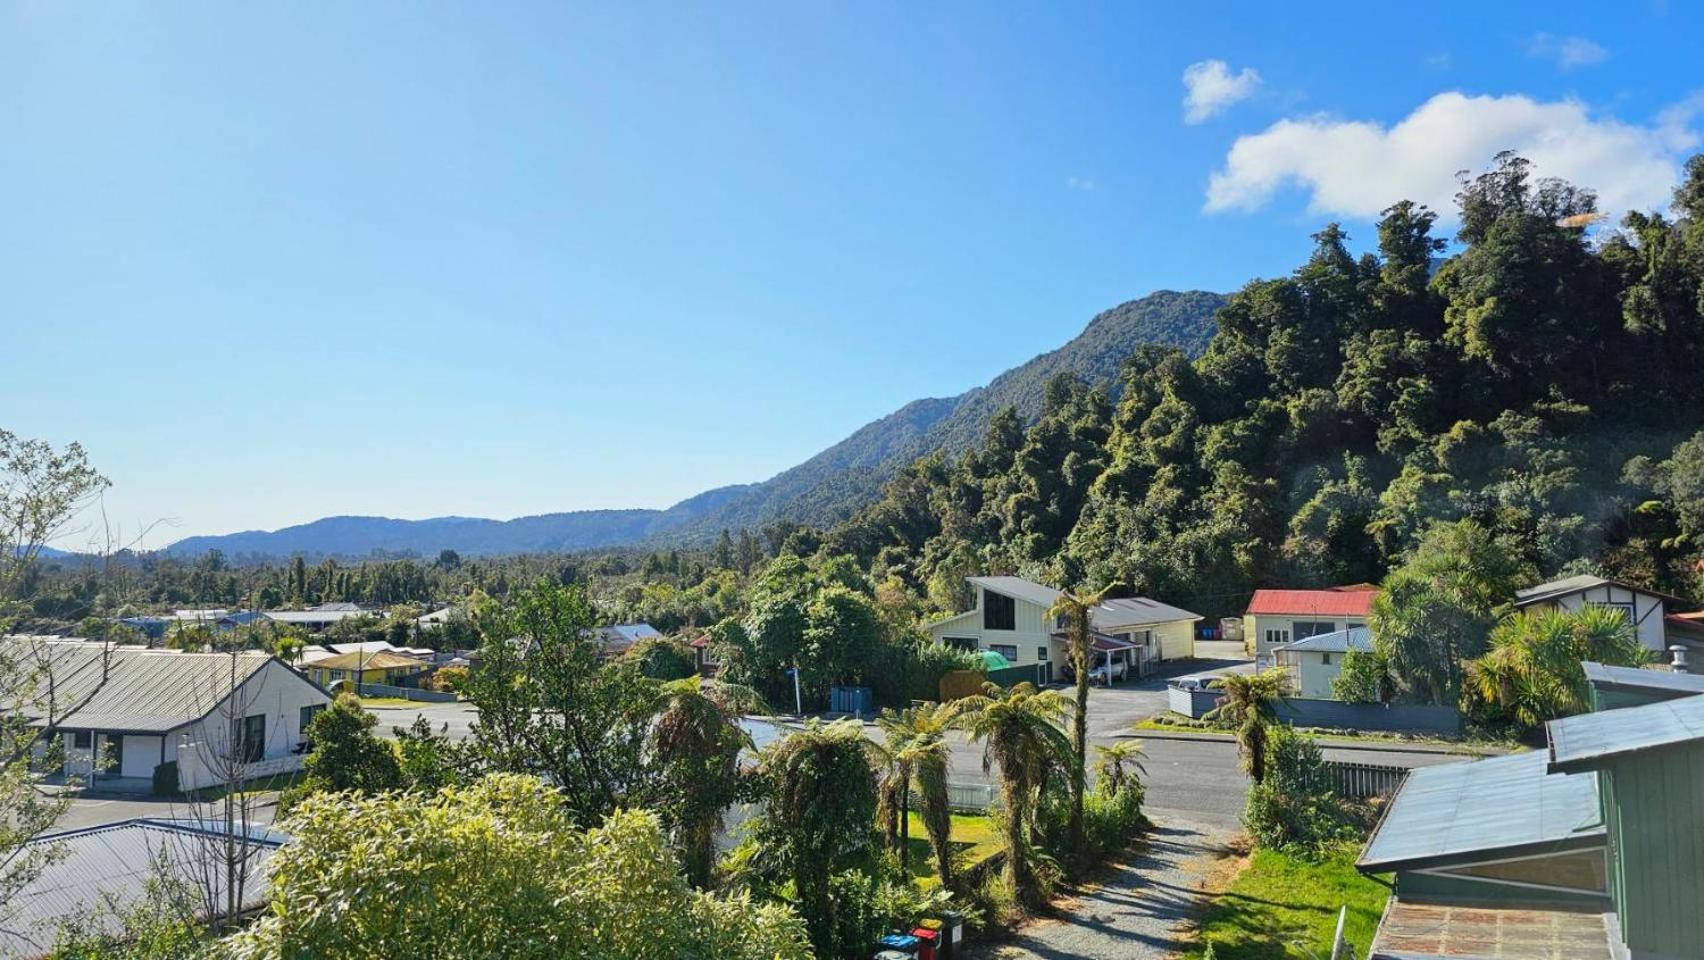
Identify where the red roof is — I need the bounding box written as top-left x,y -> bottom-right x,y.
689,633 -> 711,648
1245,586 -> 1378,618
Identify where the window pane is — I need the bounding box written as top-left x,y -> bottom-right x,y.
983,591 -> 1015,631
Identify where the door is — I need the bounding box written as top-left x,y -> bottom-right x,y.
120,735 -> 163,778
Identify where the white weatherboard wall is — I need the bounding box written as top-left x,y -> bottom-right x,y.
1520,584 -> 1667,653
1243,614 -> 1366,667
926,589 -> 1064,678
173,660 -> 326,791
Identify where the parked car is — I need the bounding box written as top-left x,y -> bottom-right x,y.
1087,660 -> 1128,685
1170,674 -> 1216,691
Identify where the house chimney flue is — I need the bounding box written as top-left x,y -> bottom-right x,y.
1669,644 -> 1690,673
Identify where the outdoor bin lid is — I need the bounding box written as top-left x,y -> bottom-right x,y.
910,928 -> 940,942
878,933 -> 920,948
875,952 -> 912,960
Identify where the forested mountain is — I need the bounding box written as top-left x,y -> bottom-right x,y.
822,154 -> 1704,621
665,289 -> 1226,538
162,290 -> 1223,559
163,484 -> 752,559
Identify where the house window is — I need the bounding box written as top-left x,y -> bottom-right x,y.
1321,653 -> 1333,666
299,704 -> 325,735
1037,646 -> 1049,661
71,731 -> 92,750
983,591 -> 1016,631
1264,628 -> 1290,649
989,644 -> 1019,662
1293,621 -> 1335,639
231,715 -> 265,764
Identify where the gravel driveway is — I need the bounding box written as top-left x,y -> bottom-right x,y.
970,812 -> 1238,960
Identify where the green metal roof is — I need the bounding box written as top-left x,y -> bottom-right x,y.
1359,750 -> 1603,873
1581,662 -> 1704,699
1548,691 -> 1704,772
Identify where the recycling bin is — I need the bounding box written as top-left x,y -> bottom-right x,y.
910,926 -> 940,960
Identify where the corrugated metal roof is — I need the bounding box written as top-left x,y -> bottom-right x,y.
1581,662 -> 1704,697
1092,596 -> 1203,629
967,576 -> 1062,609
262,609 -> 372,624
1273,626 -> 1373,654
966,577 -> 1200,629
2,818 -> 282,957
1514,574 -> 1691,607
0,638 -> 281,733
1548,692 -> 1704,771
1359,750 -> 1603,872
309,650 -> 426,671
1245,587 -> 1377,618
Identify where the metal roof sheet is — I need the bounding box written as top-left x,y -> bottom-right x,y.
1581,661 -> 1704,697
0,638 -> 284,733
2,818 -> 282,957
1245,587 -> 1377,618
309,650 -> 427,671
1359,750 -> 1603,872
1273,626 -> 1374,654
1548,692 -> 1704,771
1514,573 -> 1691,607
966,577 -> 1200,628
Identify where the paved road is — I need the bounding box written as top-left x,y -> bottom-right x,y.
53,792 -> 278,831
363,661 -> 1471,830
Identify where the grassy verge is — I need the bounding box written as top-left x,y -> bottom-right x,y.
1183,846 -> 1391,960
898,811 -> 1004,887
359,696 -> 422,707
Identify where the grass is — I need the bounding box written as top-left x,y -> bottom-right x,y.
897,810 -> 1004,887
358,696 -> 421,707
1183,846 -> 1392,960
1134,715 -> 1519,752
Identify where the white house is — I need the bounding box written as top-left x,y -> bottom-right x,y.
1272,626 -> 1372,699
1243,586 -> 1378,668
2,637 -> 330,792
1513,574 -> 1690,655
925,576 -> 1202,684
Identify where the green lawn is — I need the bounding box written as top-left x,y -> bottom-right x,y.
359,696 -> 420,707
1135,716 -> 1516,753
897,811 -> 1004,887
1183,847 -> 1391,960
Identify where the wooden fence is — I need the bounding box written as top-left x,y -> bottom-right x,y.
1318,759 -> 1408,800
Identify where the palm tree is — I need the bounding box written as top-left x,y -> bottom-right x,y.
649,676 -> 760,887
954,682 -> 1072,908
1093,739 -> 1147,797
1206,669 -> 1287,784
1046,583 -> 1115,867
1465,607 -> 1648,729
873,703 -> 957,883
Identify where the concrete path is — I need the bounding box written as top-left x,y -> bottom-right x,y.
971,813 -> 1239,960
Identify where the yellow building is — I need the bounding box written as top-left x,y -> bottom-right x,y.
305,650 -> 429,689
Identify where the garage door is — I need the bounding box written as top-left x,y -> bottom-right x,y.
120,735 -> 163,779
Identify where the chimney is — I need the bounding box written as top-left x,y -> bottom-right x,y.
1669,644 -> 1690,673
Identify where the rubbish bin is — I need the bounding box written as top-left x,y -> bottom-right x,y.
876,932 -> 920,957
910,926 -> 940,960
931,911 -> 964,960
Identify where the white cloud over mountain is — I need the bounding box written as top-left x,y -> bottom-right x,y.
1182,59 -> 1262,124
1204,91 -> 1701,221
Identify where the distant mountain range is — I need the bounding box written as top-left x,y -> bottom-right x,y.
163,290 -> 1226,560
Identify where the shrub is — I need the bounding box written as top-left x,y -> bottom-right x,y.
626,635 -> 697,681
1242,726 -> 1356,855
151,761 -> 179,797
430,665 -> 469,693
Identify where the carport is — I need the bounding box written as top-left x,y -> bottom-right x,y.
1055,631 -> 1144,683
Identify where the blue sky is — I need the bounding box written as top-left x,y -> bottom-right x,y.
3,1 -> 1700,546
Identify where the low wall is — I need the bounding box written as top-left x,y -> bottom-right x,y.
358,683 -> 457,703
1165,685 -> 1460,734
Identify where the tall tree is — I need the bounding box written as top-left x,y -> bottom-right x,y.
953,682 -> 1072,909
1046,582 -> 1115,868
1206,669 -> 1287,784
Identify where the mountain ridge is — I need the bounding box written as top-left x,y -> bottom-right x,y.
163,289 -> 1226,559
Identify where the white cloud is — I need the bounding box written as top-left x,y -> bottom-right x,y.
1529,33 -> 1608,70
1182,59 -> 1262,124
1066,176 -> 1098,192
1204,92 -> 1700,222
